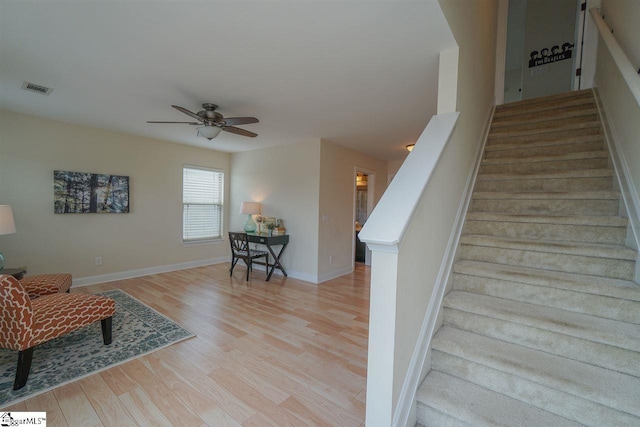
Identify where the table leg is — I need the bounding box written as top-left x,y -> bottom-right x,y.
266,243 -> 288,281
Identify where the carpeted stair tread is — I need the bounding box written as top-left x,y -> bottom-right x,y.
480,151 -> 609,174
477,168 -> 613,181
470,191 -> 621,216
493,93 -> 595,119
452,267 -> 640,325
431,327 -> 640,424
495,89 -> 593,112
463,213 -> 628,244
472,190 -> 621,200
475,174 -> 614,192
460,235 -> 635,280
489,114 -> 599,136
494,92 -> 594,114
489,120 -> 600,140
460,235 -> 637,260
443,291 -> 640,352
482,150 -> 608,164
453,260 -> 640,302
416,370 -> 584,427
492,106 -> 597,127
485,131 -> 604,151
465,212 -> 627,227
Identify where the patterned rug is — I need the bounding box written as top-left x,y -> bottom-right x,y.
0,289 -> 194,407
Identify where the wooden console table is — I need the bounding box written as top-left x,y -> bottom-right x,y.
246,233 -> 289,281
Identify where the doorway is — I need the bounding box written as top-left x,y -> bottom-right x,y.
504,0 -> 584,102
354,170 -> 375,266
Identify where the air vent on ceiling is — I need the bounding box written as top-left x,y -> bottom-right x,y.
21,81 -> 53,95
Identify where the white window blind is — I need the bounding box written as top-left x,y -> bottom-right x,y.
183,166 -> 224,241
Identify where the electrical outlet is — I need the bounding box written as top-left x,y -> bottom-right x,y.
329,256 -> 333,264
95,256 -> 102,265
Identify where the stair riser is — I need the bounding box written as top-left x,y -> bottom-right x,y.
452,274 -> 640,324
431,352 -> 638,427
490,116 -> 599,135
463,221 -> 627,245
470,198 -> 619,216
489,122 -> 600,141
487,128 -> 601,146
415,405 -> 469,427
479,158 -> 608,174
459,245 -> 636,280
495,92 -> 594,116
485,140 -> 604,159
443,308 -> 640,377
493,107 -> 597,127
453,261 -> 640,302
475,176 -> 613,192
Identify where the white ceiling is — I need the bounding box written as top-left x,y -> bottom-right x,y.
0,0 -> 456,161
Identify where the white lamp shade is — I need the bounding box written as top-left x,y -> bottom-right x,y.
197,125 -> 223,140
0,205 -> 16,235
240,201 -> 261,215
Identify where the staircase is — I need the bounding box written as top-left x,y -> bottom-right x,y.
415,89 -> 640,426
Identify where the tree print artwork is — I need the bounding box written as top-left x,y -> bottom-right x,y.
54,171 -> 129,213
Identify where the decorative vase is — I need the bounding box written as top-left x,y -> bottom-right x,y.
243,215 -> 257,233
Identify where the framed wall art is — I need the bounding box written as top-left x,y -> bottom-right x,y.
54,170 -> 130,214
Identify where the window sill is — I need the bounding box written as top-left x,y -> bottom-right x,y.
182,238 -> 224,247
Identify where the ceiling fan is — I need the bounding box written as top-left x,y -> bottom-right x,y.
148,103 -> 258,140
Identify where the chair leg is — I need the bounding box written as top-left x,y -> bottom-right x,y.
101,317 -> 113,345
14,347 -> 34,390
246,260 -> 250,281
230,256 -> 237,276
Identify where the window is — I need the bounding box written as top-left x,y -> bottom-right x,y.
182,166 -> 224,242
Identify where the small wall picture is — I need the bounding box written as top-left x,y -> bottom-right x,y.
54,170 -> 130,214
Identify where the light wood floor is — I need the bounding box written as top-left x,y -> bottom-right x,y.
3,263 -> 370,426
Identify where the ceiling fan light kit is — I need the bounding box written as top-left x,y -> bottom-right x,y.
148,103 -> 258,140
197,125 -> 223,140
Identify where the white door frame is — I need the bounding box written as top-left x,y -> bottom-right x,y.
353,166 -> 376,267
496,0 -> 593,103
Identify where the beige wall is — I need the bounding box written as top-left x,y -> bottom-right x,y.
318,140 -> 387,281
596,0 -> 640,250
601,0 -> 640,68
230,139 -> 388,283
395,0 -> 498,417
229,141 -> 321,282
0,109 -> 230,281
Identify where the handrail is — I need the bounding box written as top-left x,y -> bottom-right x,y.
590,7 -> 640,107
358,112 -> 460,250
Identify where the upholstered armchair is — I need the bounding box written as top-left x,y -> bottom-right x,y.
0,274 -> 115,389
20,273 -> 72,299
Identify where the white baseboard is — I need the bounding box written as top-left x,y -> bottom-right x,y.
73,257 -> 228,287
393,104 -> 495,427
240,262 -> 321,284
317,266 -> 354,284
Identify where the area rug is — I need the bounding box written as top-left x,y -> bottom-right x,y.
0,289 -> 194,407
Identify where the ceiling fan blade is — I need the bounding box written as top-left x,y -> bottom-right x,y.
172,105 -> 204,122
147,121 -> 200,124
221,117 -> 259,126
223,126 -> 258,138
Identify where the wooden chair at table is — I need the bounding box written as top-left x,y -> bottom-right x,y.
228,232 -> 269,281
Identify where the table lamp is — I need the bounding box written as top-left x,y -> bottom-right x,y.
240,201 -> 261,233
0,205 -> 17,272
